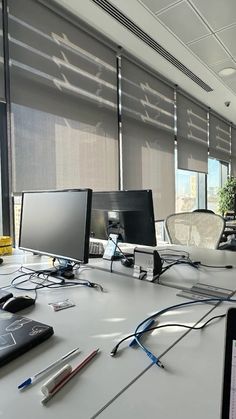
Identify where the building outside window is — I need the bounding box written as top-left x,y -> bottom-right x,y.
207,158 -> 229,213
176,158 -> 229,214
176,168 -> 205,212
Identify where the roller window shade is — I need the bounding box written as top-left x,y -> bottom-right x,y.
231,126 -> 236,177
177,93 -> 208,173
209,113 -> 231,162
121,57 -> 175,219
9,0 -> 118,192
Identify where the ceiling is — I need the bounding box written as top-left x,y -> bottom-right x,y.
54,0 -> 236,124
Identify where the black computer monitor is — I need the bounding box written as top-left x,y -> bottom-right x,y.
19,189 -> 92,264
90,190 -> 156,246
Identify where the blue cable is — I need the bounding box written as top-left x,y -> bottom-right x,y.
133,296 -> 236,367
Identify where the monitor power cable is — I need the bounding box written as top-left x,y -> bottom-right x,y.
108,236 -> 134,273
192,261 -> 233,269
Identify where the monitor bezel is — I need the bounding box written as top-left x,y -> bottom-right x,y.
19,188 -> 92,264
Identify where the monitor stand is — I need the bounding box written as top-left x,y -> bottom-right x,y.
40,260 -> 74,280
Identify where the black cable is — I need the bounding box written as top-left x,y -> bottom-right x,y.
155,256 -> 228,281
0,267 -> 25,290
108,236 -> 134,270
10,272 -> 42,300
46,280 -> 103,291
155,258 -> 194,280
113,242 -> 129,260
159,249 -> 190,259
108,235 -> 122,273
157,253 -> 233,277
196,262 -> 233,269
10,268 -> 104,292
11,273 -> 45,291
11,271 -> 38,286
111,313 -> 225,356
110,255 -> 115,273
0,266 -> 23,276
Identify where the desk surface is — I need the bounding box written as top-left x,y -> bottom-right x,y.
0,249 -> 235,418
89,244 -> 236,291
97,304 -> 227,419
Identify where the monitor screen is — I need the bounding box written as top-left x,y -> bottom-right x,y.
90,190 -> 156,246
19,189 -> 92,264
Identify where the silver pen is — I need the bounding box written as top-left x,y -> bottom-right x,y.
18,346 -> 80,390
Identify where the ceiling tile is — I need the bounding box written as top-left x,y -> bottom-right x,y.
223,77 -> 236,94
209,58 -> 236,74
189,36 -> 229,65
140,0 -> 181,14
217,26 -> 236,58
191,0 -> 236,31
209,59 -> 236,92
157,1 -> 210,43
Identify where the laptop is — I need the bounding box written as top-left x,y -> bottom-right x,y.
0,310 -> 54,367
221,308 -> 236,418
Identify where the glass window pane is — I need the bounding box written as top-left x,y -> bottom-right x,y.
207,158 -> 229,213
221,162 -> 228,186
198,172 -> 206,209
155,220 -> 166,243
207,158 -> 221,213
176,168 -> 198,212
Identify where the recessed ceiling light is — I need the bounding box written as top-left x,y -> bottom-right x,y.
218,67 -> 236,77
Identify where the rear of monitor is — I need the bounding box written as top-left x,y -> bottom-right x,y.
90,190 -> 156,247
90,210 -> 108,240
19,189 -> 92,264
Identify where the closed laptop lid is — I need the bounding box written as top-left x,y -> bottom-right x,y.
0,310 -> 54,367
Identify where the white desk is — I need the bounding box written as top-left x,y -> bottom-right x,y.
97,304 -> 228,419
89,245 -> 236,292
158,245 -> 236,291
0,250 -> 235,418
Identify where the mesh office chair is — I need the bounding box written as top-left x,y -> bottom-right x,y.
165,212 -> 225,249
193,209 -> 215,214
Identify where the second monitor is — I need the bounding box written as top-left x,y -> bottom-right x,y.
90,189 -> 156,247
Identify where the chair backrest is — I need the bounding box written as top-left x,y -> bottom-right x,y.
165,212 -> 225,249
193,209 -> 215,214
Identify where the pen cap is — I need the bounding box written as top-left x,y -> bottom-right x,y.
41,364 -> 72,396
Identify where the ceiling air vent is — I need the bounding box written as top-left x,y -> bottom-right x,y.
92,0 -> 213,92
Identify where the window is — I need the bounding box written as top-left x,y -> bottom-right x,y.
207,158 -> 229,213
175,145 -> 205,212
176,158 -> 229,214
176,169 -> 197,213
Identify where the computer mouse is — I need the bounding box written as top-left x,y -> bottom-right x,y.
2,296 -> 35,313
121,257 -> 134,267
